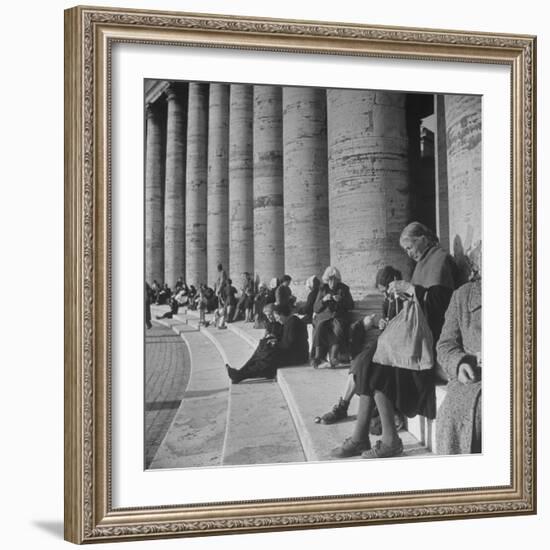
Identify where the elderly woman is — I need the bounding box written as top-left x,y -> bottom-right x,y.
311,266 -> 354,368
225,303 -> 308,383
252,282 -> 269,329
436,243 -> 482,454
315,266 -> 402,425
296,275 -> 321,325
332,222 -> 457,459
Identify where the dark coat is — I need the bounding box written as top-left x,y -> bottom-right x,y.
411,245 -> 457,343
277,315 -> 309,366
313,281 -> 354,323
275,284 -> 293,314
297,287 -> 320,324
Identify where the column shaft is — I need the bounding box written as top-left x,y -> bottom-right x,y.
444,95 -> 482,282
327,90 -> 411,297
435,94 -> 450,251
145,102 -> 165,284
253,86 -> 284,284
163,84 -> 187,287
185,83 -> 209,287
229,84 -> 254,279
207,84 -> 230,286
282,87 -> 329,299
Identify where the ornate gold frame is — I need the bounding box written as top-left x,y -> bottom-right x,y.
64,5 -> 537,544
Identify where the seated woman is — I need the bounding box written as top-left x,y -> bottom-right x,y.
187,285 -> 197,310
275,274 -> 296,315
234,272 -> 256,322
314,266 -> 402,424
155,296 -> 180,320
311,266 -> 354,368
252,282 -> 270,329
436,242 -> 482,454
225,304 -> 309,383
332,221 -> 457,459
174,283 -> 190,307
296,275 -> 321,325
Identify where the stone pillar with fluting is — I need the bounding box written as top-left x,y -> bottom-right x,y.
229,84 -> 254,279
185,83 -> 209,287
207,84 -> 230,286
434,94 -> 450,251
253,85 -> 284,285
282,87 -> 330,299
327,90 -> 411,297
444,94 -> 482,282
145,101 -> 165,285
163,83 -> 187,288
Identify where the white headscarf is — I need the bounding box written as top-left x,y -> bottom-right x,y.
321,266 -> 341,283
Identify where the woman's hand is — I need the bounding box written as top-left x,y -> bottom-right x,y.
322,294 -> 332,302
457,362 -> 478,384
388,280 -> 414,296
378,318 -> 388,330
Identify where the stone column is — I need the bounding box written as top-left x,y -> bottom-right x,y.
229,84 -> 254,279
434,94 -> 450,251
282,87 -> 330,299
445,95 -> 482,283
145,101 -> 165,285
327,90 -> 411,297
207,84 -> 230,286
185,83 -> 209,287
253,86 -> 284,284
163,83 -> 187,288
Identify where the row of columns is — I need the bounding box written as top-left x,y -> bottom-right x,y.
146,81 -> 481,298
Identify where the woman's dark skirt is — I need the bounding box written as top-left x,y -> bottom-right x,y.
312,317 -> 348,349
354,354 -> 436,420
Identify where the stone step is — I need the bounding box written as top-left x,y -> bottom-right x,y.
152,305 -> 431,464
277,366 -> 431,461
148,323 -> 230,469
197,324 -> 306,466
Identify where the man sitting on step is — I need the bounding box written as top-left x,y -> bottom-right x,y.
226,303 -> 309,384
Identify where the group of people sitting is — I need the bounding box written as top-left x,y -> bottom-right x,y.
146,266 -> 302,330
146,221 -> 482,459
225,221 -> 483,459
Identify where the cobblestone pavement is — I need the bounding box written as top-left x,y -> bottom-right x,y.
145,323 -> 190,468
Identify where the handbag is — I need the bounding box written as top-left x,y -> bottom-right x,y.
372,293 -> 434,371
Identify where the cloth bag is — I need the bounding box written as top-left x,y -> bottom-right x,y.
372,293 -> 434,371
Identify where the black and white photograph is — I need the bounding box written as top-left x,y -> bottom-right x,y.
144,80 -> 482,470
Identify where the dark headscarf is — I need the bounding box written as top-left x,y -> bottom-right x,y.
375,266 -> 402,289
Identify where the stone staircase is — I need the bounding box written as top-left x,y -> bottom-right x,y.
148,305 -> 437,469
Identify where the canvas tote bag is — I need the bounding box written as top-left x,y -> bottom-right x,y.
372,293 -> 434,371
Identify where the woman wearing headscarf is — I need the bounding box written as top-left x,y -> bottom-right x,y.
436,242 -> 482,454
332,222 -> 457,459
311,266 -> 354,368
296,275 -> 321,325
225,303 -> 308,383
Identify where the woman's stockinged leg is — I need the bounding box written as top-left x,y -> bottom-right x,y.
343,374 -> 356,403
373,391 -> 399,447
352,394 -> 375,443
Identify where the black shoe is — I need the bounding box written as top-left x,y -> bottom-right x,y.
314,397 -> 349,424
226,364 -> 242,384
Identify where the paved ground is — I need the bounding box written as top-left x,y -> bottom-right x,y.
148,325 -> 231,469
144,323 -> 191,468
